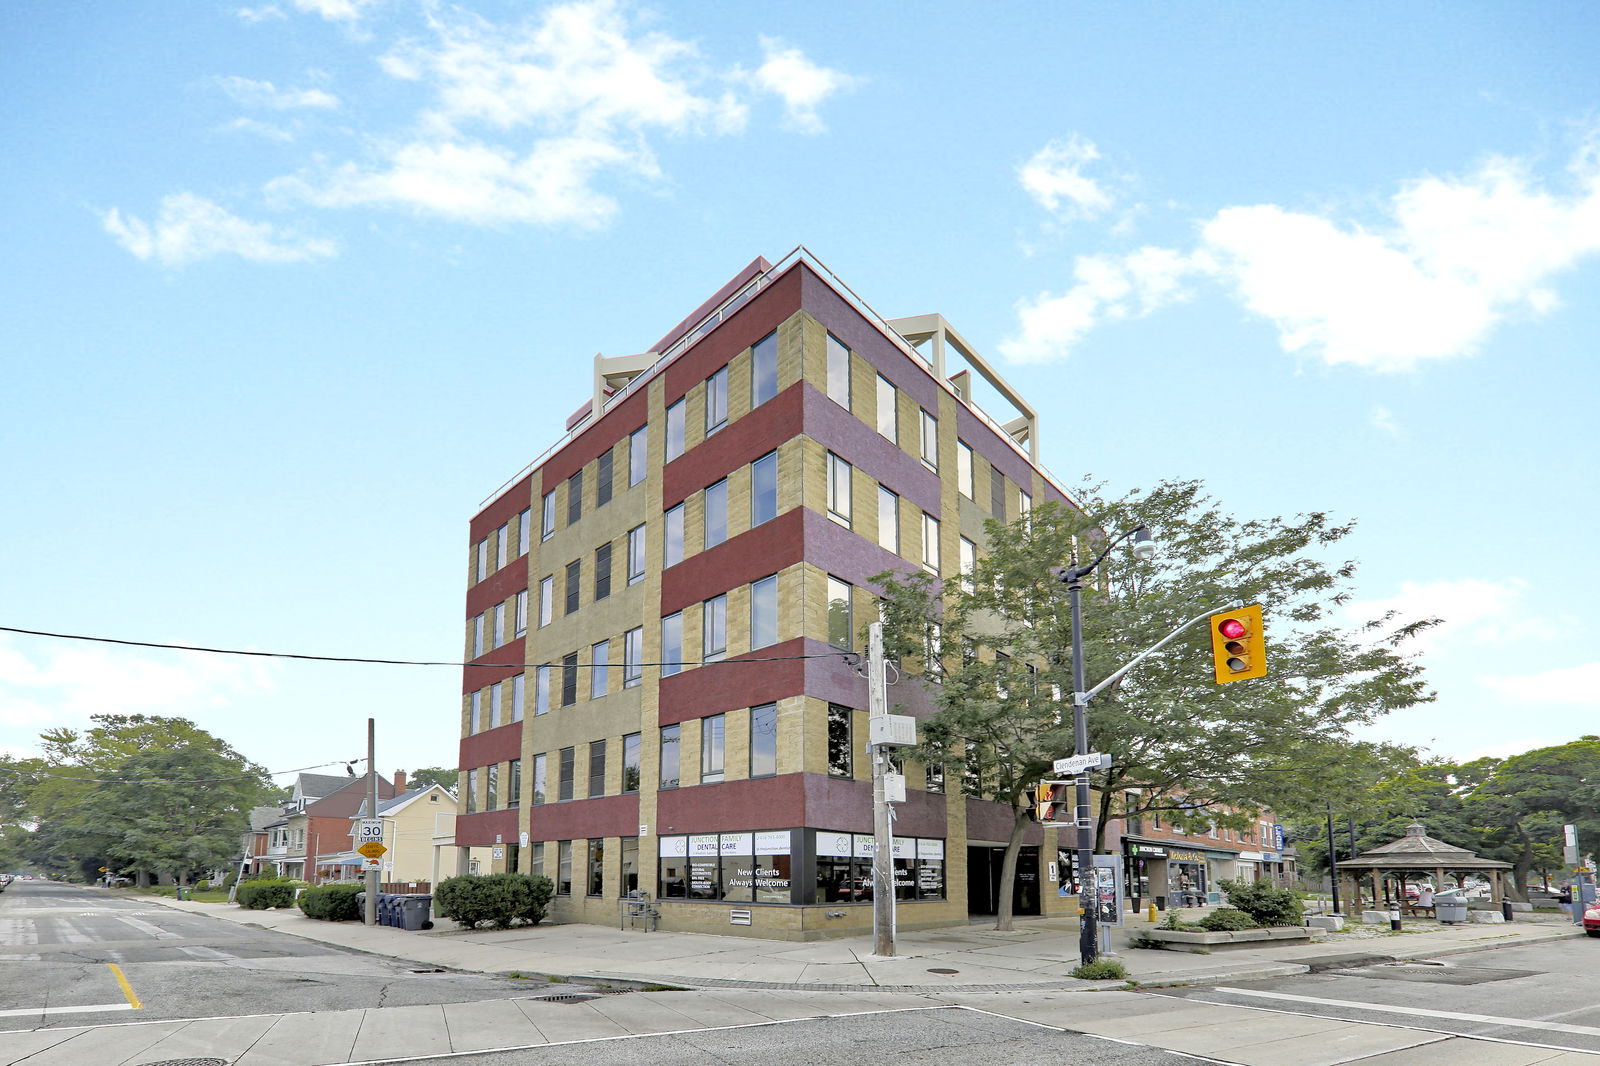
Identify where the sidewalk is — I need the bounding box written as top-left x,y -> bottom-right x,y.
0,897 -> 1586,1066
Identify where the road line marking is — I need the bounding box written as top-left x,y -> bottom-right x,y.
0,1003 -> 135,1018
107,962 -> 143,1009
1213,987 -> 1600,1038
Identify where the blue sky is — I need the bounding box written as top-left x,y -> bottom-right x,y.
2,0 -> 1596,785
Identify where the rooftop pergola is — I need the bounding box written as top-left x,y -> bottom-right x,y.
1338,822 -> 1512,908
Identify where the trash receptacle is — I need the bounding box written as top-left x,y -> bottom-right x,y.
397,894 -> 433,931
1435,890 -> 1468,923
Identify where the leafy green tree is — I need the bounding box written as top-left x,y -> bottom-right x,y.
408,767 -> 459,792
876,479 -> 1435,930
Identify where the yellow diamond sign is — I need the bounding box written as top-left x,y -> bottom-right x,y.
357,841 -> 387,859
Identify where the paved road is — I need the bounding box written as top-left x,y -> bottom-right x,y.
0,880 -> 561,1027
1157,937 -> 1600,1056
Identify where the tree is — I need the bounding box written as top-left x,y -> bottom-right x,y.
876,478 -> 1435,931
409,767 -> 459,792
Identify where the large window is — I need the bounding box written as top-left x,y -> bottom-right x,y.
532,753 -> 547,804
816,834 -> 945,903
827,577 -> 852,648
558,747 -> 575,801
828,704 -> 853,778
701,714 -> 725,783
750,702 -> 777,777
512,672 -> 525,723
565,559 -> 581,615
665,398 -> 685,461
826,452 -> 852,527
587,838 -> 605,896
493,602 -> 506,648
750,574 -> 778,650
957,441 -> 974,499
705,366 -> 728,434
624,626 -> 643,688
878,487 -> 899,553
496,523 -> 508,570
465,768 -> 478,814
751,451 -> 778,526
557,840 -> 572,895
629,425 -> 648,486
959,537 -> 977,591
542,491 -> 556,540
660,612 -> 683,677
702,594 -> 727,662
659,831 -> 792,905
594,542 -> 612,601
627,525 -> 646,585
597,449 -> 613,507
561,652 -> 579,706
589,740 -> 606,798
590,639 -> 609,698
518,509 -> 530,556
515,589 -> 528,636
660,724 -> 681,789
469,689 -> 482,734
487,681 -> 502,729
485,763 -> 499,810
751,331 -> 777,407
922,513 -> 941,573
622,733 -> 641,792
876,374 -> 897,442
535,665 -> 551,714
920,410 -> 938,470
567,468 -> 583,525
539,576 -> 553,627
826,333 -> 850,408
991,468 -> 1007,520
703,478 -> 728,548
476,539 -> 488,582
472,614 -> 484,657
664,503 -> 685,567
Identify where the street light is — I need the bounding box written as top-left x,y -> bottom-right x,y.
1056,522 -> 1154,968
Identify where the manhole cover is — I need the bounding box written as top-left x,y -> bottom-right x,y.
927,968 -> 960,975
140,1059 -> 230,1066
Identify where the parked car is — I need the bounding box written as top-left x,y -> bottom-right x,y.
1583,903 -> 1600,937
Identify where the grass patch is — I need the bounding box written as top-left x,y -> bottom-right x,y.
1071,959 -> 1129,981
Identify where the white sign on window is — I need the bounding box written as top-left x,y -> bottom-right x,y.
755,831 -> 791,855
660,836 -> 688,857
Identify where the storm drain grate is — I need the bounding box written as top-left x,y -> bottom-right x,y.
530,993 -> 603,1004
139,1058 -> 231,1066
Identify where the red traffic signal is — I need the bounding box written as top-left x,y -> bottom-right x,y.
1209,604 -> 1267,683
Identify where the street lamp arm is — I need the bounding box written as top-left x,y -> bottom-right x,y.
1058,522 -> 1151,584
1084,602 -> 1242,700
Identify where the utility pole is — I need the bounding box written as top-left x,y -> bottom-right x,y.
1325,800 -> 1341,915
868,621 -> 895,958
364,717 -> 378,927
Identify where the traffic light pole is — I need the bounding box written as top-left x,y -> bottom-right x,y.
1065,569 -> 1099,968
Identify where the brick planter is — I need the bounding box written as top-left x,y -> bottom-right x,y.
1136,927 -> 1313,953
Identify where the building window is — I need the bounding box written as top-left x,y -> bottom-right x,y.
557,840 -> 572,895
926,759 -> 944,793
512,672 -> 525,723
537,577 -> 554,628
878,487 -> 899,553
957,441 -> 974,499
622,836 -> 639,896
590,639 -> 610,698
562,652 -> 579,706
959,537 -> 977,591
702,594 -> 727,662
508,759 -> 522,808
565,559 -> 581,615
567,469 -> 583,526
532,753 -> 547,804
629,425 -> 648,486
826,452 -> 852,527
589,740 -> 606,798
624,627 -> 643,688
594,542 -> 612,601
515,589 -> 529,636
488,680 -> 502,729
622,733 -> 641,793
665,398 -> 685,461
493,602 -> 506,647
828,705 -> 852,778
472,614 -> 485,657
826,333 -> 850,408
876,374 -> 897,442
558,747 -> 575,801
518,508 -> 531,555
750,702 -> 777,778
587,838 -> 605,896
627,525 -> 646,585
827,577 -> 852,648
597,450 -> 613,508
705,366 -> 728,434
536,665 -> 551,714
750,574 -> 778,650
703,478 -> 728,548
664,503 -> 685,567
660,724 -> 681,789
990,468 -> 1007,520
496,523 -> 509,570
1019,490 -> 1032,521
486,763 -> 499,810
751,331 -> 777,407
465,768 -> 478,813
751,451 -> 778,526
920,410 -> 938,470
922,513 -> 940,573
661,612 -> 683,677
542,491 -> 556,540
476,538 -> 488,582
469,689 -> 482,735
701,714 -> 725,783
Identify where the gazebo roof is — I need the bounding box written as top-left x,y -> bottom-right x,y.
1338,822 -> 1512,870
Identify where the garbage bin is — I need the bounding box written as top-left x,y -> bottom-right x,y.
397,894 -> 433,931
379,894 -> 398,927
1435,890 -> 1468,923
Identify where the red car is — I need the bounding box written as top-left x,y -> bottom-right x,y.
1583,904 -> 1600,938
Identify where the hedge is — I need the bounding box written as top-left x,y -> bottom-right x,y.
236,877 -> 303,910
1218,878 -> 1303,926
299,882 -> 364,921
435,873 -> 554,929
1196,906 -> 1259,932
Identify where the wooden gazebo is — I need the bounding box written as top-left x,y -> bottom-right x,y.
1337,821 -> 1512,909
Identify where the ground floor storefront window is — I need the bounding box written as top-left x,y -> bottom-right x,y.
658,831 -> 793,903
818,833 -> 944,903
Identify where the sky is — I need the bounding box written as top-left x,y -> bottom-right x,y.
2,1 -> 1596,787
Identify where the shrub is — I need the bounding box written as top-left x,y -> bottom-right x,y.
435,873 -> 555,929
1197,907 -> 1259,932
1071,959 -> 1128,981
1219,878 -> 1303,927
299,882 -> 364,921
236,877 -> 300,910
1159,907 -> 1185,930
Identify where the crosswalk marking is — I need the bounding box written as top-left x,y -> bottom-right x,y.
1213,986 -> 1600,1038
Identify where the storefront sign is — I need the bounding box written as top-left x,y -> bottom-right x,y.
1273,824 -> 1286,851
1129,844 -> 1166,857
1167,849 -> 1209,863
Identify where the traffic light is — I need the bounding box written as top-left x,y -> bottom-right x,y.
1210,604 -> 1267,683
1029,781 -> 1073,824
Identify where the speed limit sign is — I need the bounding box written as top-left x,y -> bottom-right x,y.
358,819 -> 383,843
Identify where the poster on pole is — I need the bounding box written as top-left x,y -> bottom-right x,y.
1091,854 -> 1124,926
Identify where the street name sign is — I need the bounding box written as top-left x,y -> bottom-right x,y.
1053,753 -> 1112,775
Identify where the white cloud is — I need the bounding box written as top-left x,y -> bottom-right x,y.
218,75 -> 338,111
237,5 -> 285,23
102,193 -> 336,266
291,0 -> 383,22
1006,136 -> 1600,369
1019,136 -> 1113,220
1000,246 -> 1199,363
1482,662 -> 1600,705
1369,405 -> 1403,438
1341,576 -> 1557,659
744,36 -> 857,134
